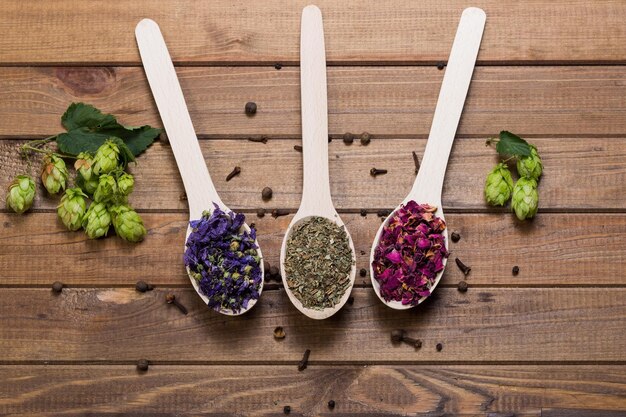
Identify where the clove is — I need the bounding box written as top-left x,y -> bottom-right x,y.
274,63 -> 283,70
455,258 -> 471,276
360,208 -> 367,217
293,145 -> 303,152
390,329 -> 422,349
248,136 -> 268,144
412,151 -> 420,174
135,281 -> 154,293
272,209 -> 289,218
136,359 -> 150,372
166,294 -> 188,315
256,208 -> 266,218
327,400 -> 336,409
245,101 -> 257,115
377,209 -> 391,218
436,61 -> 446,70
343,132 -> 354,144
225,166 -> 241,182
457,280 -> 468,292
436,342 -> 444,351
298,349 -> 311,371
51,281 -> 64,293
512,265 -> 520,276
451,231 -> 461,242
370,167 -> 388,177
359,268 -> 367,277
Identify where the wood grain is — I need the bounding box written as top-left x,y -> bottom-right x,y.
3,212 -> 626,287
1,1 -> 626,64
1,66 -> 626,138
3,138 -> 626,211
0,288 -> 623,362
1,365 -> 624,416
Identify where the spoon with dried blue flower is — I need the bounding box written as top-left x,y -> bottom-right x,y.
136,19 -> 263,316
370,8 -> 486,310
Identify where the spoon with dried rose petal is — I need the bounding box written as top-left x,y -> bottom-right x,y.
370,7 -> 486,310
136,19 -> 264,316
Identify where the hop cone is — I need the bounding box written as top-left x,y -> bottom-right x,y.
117,173 -> 134,196
484,163 -> 514,206
74,152 -> 94,181
82,202 -> 111,239
93,174 -> 117,203
511,177 -> 539,220
77,175 -> 99,196
92,139 -> 120,175
110,204 -> 146,242
57,188 -> 88,231
6,175 -> 35,214
41,154 -> 68,195
517,144 -> 543,180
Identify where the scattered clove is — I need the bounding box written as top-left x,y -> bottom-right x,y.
283,405 -> 291,415
360,132 -> 371,145
273,326 -> 286,340
51,281 -> 64,293
135,281 -> 154,293
272,209 -> 289,218
451,231 -> 461,243
412,151 -> 420,174
390,329 -> 422,349
245,102 -> 257,115
512,265 -> 520,276
457,281 -> 468,292
226,166 -> 241,182
136,359 -> 150,372
343,132 -> 354,144
436,61 -> 446,70
370,168 -> 388,177
436,342 -> 443,351
294,145 -> 303,152
298,349 -> 311,371
248,136 -> 268,144
257,208 -> 266,218
455,258 -> 471,276
328,400 -> 336,409
166,294 -> 188,315
274,63 -> 283,70
359,268 -> 367,277
262,187 -> 273,201
377,209 -> 391,218
360,208 -> 367,217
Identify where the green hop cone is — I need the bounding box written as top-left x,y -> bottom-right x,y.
76,175 -> 98,196
110,204 -> 146,242
6,175 -> 35,214
511,177 -> 539,221
74,152 -> 94,181
41,154 -> 68,195
82,202 -> 111,239
57,188 -> 88,231
92,139 -> 120,175
484,163 -> 514,206
117,173 -> 134,196
516,144 -> 543,180
93,174 -> 117,203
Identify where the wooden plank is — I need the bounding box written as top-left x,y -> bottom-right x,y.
1,1 -> 626,64
1,365 -> 624,416
2,212 -> 626,287
0,288 -> 623,362
2,137 -> 626,211
0,66 -> 626,138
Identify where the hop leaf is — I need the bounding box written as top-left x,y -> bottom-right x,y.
93,174 -> 118,203
41,154 -> 69,195
92,139 -> 120,175
57,188 -> 88,231
82,202 -> 111,239
511,177 -> 539,220
117,173 -> 134,196
484,163 -> 514,206
6,175 -> 35,214
516,144 -> 543,180
110,204 -> 146,242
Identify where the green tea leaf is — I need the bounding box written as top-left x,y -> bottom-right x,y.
496,131 -> 531,157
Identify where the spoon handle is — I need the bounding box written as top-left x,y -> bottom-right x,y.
135,18 -> 222,219
298,5 -> 334,216
407,7 -> 486,205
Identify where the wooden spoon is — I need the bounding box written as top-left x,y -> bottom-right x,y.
135,18 -> 264,316
369,7 -> 486,310
279,5 -> 356,320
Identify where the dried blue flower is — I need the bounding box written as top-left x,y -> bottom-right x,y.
184,204 -> 262,313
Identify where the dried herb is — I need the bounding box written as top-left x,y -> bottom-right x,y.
262,187 -> 273,201
455,258 -> 471,276
245,102 -> 257,115
225,166 -> 241,182
183,205 -> 262,313
372,201 -> 448,305
284,217 -> 354,309
390,329 -> 421,349
298,349 -> 311,371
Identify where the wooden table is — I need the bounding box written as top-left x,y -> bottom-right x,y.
1,1 -> 625,415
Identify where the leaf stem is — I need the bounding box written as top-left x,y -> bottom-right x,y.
20,145 -> 77,159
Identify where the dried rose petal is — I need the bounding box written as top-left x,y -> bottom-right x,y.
372,201 -> 449,306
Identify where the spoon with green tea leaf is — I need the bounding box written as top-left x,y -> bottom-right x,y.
136,19 -> 264,316
279,5 -> 356,320
370,7 -> 486,310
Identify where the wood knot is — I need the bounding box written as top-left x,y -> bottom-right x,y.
55,67 -> 116,95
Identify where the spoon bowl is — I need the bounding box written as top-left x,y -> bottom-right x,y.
136,18 -> 263,316
370,7 -> 485,310
279,5 -> 356,320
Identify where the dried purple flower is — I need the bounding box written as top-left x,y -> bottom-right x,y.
184,204 -> 262,313
372,201 -> 448,306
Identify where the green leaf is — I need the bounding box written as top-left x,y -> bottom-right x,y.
496,131 -> 531,157
56,103 -> 161,157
